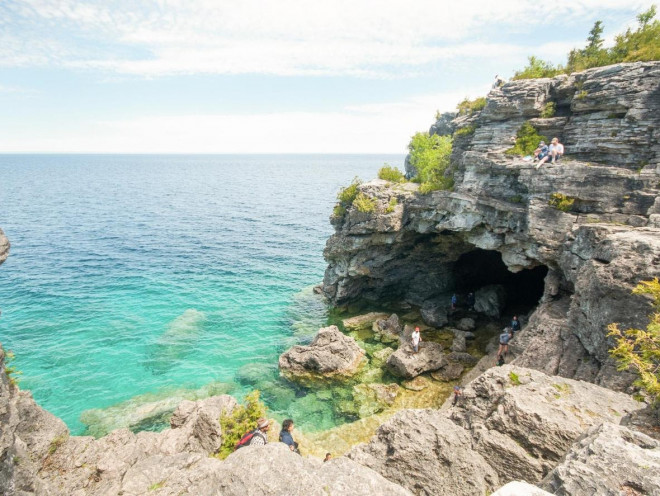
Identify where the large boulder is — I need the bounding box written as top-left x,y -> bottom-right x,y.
474,284 -> 506,318
542,422 -> 660,496
386,342 -> 446,379
279,326 -> 366,385
420,302 -> 449,327
192,443 -> 413,496
342,313 -> 389,332
348,410 -> 499,496
372,314 -> 402,344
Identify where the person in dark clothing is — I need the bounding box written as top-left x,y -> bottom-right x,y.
466,292 -> 475,310
452,385 -> 462,406
451,293 -> 458,310
279,418 -> 300,454
510,315 -> 521,337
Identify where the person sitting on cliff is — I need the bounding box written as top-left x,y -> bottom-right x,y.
492,74 -> 505,89
279,418 -> 300,454
247,417 -> 271,446
411,326 -> 422,356
510,315 -> 521,337
533,141 -> 548,161
497,327 -> 513,362
324,453 -> 333,462
536,137 -> 564,169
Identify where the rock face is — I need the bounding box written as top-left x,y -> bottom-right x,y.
541,422 -> 660,496
322,61 -> 660,391
372,313 -> 402,343
0,228 -> 8,265
279,325 -> 366,384
349,365 -> 643,496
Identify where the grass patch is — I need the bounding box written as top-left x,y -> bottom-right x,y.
378,165 -> 405,182
552,383 -> 572,395
332,177 -> 362,219
456,96 -> 487,116
505,122 -> 547,156
353,192 -> 377,213
509,371 -> 521,386
217,390 -> 267,460
549,193 -> 575,212
453,124 -> 477,137
576,90 -> 588,100
385,197 -> 398,213
4,350 -> 21,387
149,481 -> 166,491
508,195 -> 523,203
48,434 -> 68,456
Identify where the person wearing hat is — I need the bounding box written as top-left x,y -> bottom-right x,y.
533,141 -> 548,162
248,417 -> 271,446
411,326 -> 422,356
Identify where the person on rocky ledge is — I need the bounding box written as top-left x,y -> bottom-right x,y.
510,315 -> 521,337
236,417 -> 271,448
497,327 -> 513,364
279,418 -> 300,454
411,326 -> 422,357
536,137 -> 564,168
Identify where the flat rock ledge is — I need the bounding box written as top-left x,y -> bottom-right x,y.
385,342 -> 446,379
348,365 -> 643,496
279,325 -> 366,385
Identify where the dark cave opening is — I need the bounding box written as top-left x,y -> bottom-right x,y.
453,249 -> 548,309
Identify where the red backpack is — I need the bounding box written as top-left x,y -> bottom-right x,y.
234,429 -> 259,451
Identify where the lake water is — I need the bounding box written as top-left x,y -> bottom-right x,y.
0,154 -> 403,434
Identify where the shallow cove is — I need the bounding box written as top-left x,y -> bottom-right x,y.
0,154 -> 402,434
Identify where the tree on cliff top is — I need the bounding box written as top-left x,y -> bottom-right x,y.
408,132 -> 453,192
608,278 -> 660,406
515,5 -> 659,79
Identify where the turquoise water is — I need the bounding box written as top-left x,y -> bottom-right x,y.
0,154 -> 403,434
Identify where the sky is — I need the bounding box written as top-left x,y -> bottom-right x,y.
0,0 -> 652,153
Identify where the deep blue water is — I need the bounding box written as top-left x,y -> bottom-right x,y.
0,154 -> 403,434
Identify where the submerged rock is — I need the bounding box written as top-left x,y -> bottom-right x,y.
278,325 -> 366,385
342,313 -> 389,332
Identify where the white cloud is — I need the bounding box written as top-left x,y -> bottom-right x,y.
0,88 -> 486,153
0,0 -> 651,77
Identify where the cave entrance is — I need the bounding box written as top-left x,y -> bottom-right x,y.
453,249 -> 547,312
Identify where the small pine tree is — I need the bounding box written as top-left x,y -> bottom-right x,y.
608,278 -> 660,407
216,390 -> 268,459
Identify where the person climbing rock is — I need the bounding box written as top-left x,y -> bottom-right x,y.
452,385 -> 463,406
411,326 -> 422,356
510,315 -> 521,337
497,327 -> 513,362
279,418 -> 300,454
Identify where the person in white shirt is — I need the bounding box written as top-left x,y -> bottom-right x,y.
536,137 -> 565,168
411,326 -> 422,355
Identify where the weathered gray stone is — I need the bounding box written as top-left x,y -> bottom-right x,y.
474,284 -> 507,318
456,317 -> 475,331
542,423 -> 660,496
343,312 -> 390,332
492,481 -> 553,496
278,326 -> 366,385
0,228 -> 8,266
420,302 -> 449,327
372,313 -> 402,343
385,342 -> 446,379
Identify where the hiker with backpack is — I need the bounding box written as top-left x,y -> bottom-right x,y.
235,417 -> 271,450
497,327 -> 513,364
279,418 -> 300,454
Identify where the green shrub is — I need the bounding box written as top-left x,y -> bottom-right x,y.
385,197 -> 398,213
509,371 -> 521,386
337,177 -> 361,204
353,192 -> 377,213
454,124 -> 477,137
217,390 -> 267,459
548,193 -> 575,212
576,90 -> 588,100
505,122 -> 547,156
508,195 -> 523,203
408,132 -> 453,187
4,350 -> 21,387
456,97 -> 487,116
513,56 -> 563,80
48,434 -> 68,455
419,177 -> 454,194
378,165 -> 405,183
608,278 -> 660,406
540,102 -> 556,118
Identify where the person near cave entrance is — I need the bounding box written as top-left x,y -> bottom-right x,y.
510,315 -> 521,337
497,327 -> 513,363
451,293 -> 458,311
466,292 -> 475,311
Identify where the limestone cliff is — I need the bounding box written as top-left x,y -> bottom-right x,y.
322,61 -> 660,391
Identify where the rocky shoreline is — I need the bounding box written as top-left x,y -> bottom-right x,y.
2,61 -> 660,495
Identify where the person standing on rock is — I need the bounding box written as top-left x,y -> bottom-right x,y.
466,292 -> 475,311
497,327 -> 513,363
510,316 -> 521,337
451,294 -> 458,311
279,418 -> 300,454
452,385 -> 463,406
411,326 -> 422,356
